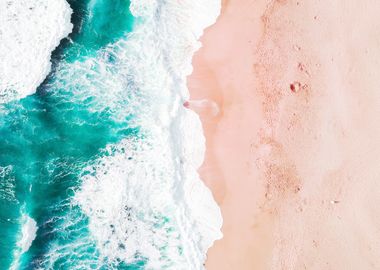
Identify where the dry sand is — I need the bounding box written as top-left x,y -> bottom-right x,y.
187,0 -> 380,269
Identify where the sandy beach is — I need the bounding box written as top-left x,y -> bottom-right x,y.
187,0 -> 380,269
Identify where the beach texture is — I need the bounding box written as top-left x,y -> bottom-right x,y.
188,0 -> 380,269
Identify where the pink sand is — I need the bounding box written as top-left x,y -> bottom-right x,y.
188,0 -> 380,269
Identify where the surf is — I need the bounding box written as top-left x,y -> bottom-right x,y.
0,0 -> 222,269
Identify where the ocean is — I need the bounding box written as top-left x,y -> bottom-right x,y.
0,0 -> 222,269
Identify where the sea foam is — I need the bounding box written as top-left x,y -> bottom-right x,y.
0,0 -> 72,103
18,214 -> 37,254
10,213 -> 38,270
74,0 -> 222,269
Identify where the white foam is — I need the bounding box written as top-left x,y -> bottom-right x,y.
19,214 -> 38,253
0,165 -> 17,203
0,0 -> 73,103
10,213 -> 38,270
74,0 -> 223,269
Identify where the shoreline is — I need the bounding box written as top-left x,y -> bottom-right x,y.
188,0 -> 380,269
188,1 -> 274,268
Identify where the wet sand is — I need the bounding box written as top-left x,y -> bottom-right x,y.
188,0 -> 380,269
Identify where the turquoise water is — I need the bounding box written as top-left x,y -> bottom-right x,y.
0,1 -> 146,269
